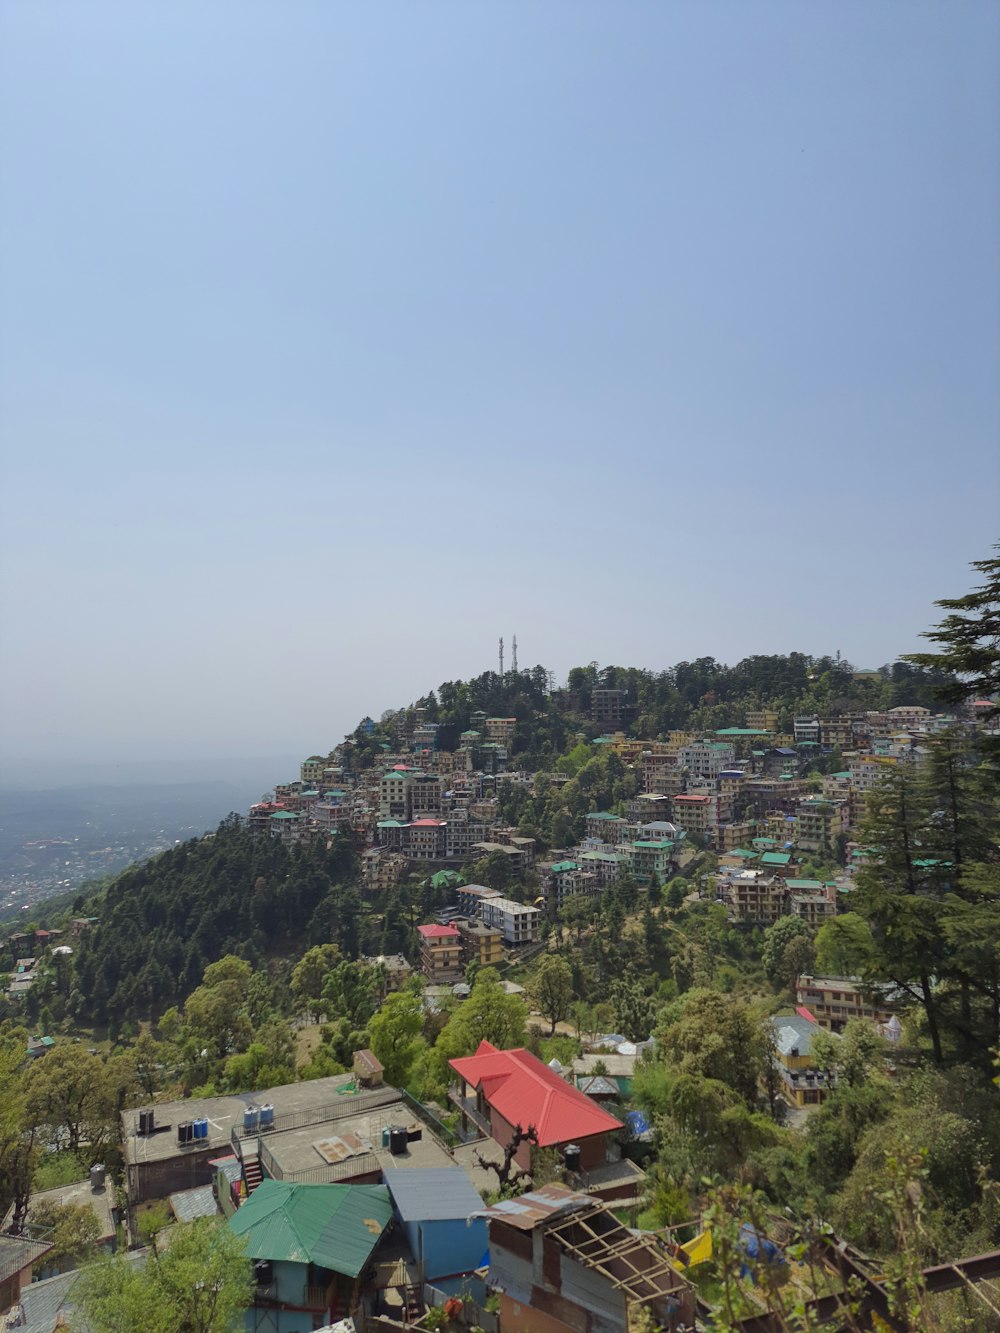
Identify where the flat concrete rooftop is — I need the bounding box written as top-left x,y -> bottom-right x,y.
264,1101 -> 455,1179
123,1077 -> 400,1166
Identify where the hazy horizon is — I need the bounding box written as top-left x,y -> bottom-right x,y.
2,2 -> 998,767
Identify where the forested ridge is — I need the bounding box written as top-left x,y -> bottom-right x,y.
24,650 -> 954,1030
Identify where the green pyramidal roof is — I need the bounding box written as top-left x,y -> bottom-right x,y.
227,1180 -> 392,1277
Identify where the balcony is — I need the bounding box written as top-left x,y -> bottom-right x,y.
447,1087 -> 492,1141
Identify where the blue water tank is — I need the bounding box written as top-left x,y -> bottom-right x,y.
243,1105 -> 259,1131
259,1104 -> 274,1127
195,1117 -> 208,1140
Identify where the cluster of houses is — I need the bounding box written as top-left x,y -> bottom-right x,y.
3,923 -> 86,1004
247,702 -> 994,939
1,1034 -> 697,1331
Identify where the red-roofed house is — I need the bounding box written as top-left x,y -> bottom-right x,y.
450,1042 -> 623,1173
417,923 -> 462,982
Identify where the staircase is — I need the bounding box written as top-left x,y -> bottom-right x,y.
403,1283 -> 423,1324
242,1154 -> 263,1196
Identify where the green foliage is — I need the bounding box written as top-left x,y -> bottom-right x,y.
905,547 -> 1000,717
530,955 -> 575,1033
368,986 -> 425,1088
30,1199 -> 101,1270
76,1217 -> 253,1333
761,917 -> 812,989
813,912 -> 874,975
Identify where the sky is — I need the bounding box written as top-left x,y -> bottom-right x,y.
1,1 -> 998,772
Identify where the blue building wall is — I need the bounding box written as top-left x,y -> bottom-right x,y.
415,1216 -> 488,1281
244,1259 -> 332,1333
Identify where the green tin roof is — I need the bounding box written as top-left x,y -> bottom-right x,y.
228,1180 -> 392,1277
551,861 -> 578,873
587,811 -> 623,821
786,879 -> 822,890
715,727 -> 770,736
270,811 -> 300,820
761,851 -> 792,865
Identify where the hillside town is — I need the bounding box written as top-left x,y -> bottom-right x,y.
2,643 -> 999,1332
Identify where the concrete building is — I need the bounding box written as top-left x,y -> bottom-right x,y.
795,974 -> 896,1032
478,896 -> 540,946
417,924 -> 463,981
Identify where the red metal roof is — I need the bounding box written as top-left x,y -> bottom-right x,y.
450,1042 -> 623,1146
795,1005 -> 818,1023
417,924 -> 459,939
411,819 -> 445,827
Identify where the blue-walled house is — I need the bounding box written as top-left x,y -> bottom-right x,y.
382,1168 -> 488,1294
228,1180 -> 393,1332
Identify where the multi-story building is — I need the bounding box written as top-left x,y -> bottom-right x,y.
300,757 -> 328,786
795,974 -> 895,1032
417,924 -> 463,982
770,1014 -> 839,1108
789,890 -> 837,922
746,709 -> 779,732
445,818 -> 493,861
795,796 -> 848,856
793,717 -> 821,745
576,849 -> 625,885
679,741 -> 736,784
361,847 -> 408,891
478,896 -> 541,946
585,812 -> 627,844
625,839 -> 676,884
590,688 -> 629,729
269,810 -> 303,845
409,819 -> 448,860
485,717 -> 517,749
380,769 -> 416,820
724,871 -> 785,924
471,841 -> 529,875
818,717 -> 855,749
451,915 -> 505,967
411,773 -> 444,818
625,793 -> 674,824
640,750 -> 683,796
456,884 -> 501,916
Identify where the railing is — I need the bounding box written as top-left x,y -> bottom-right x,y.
401,1089 -> 458,1147
231,1086 -> 401,1142
304,1283 -> 330,1310
447,1088 -> 491,1140
258,1139 -> 379,1185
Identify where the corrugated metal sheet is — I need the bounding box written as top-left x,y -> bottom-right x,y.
382,1167 -> 483,1223
474,1184 -> 592,1230
169,1184 -> 219,1222
228,1180 -> 392,1278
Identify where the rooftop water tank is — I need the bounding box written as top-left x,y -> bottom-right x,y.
90,1163 -> 106,1191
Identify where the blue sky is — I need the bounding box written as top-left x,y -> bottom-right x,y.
1,1 -> 997,768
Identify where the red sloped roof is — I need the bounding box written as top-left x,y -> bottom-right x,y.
795,1005 -> 818,1023
449,1042 -> 622,1146
417,924 -> 459,939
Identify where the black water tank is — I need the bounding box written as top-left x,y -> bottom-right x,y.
177,1122 -> 190,1148
139,1110 -> 154,1136
389,1125 -> 408,1155
563,1143 -> 582,1173
254,1260 -> 273,1286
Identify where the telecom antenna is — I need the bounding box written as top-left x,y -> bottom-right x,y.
498,637 -> 504,678
511,635 -> 518,674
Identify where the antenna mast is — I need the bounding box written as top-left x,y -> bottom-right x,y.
498,637 -> 504,679
511,635 -> 518,674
